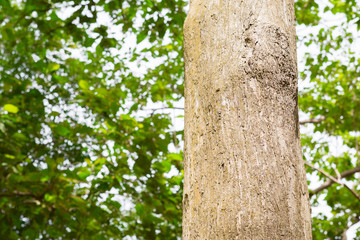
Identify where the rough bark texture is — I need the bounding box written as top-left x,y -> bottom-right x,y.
183,0 -> 312,239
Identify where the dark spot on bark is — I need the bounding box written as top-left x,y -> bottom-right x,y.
211,14 -> 217,21
244,37 -> 252,47
183,193 -> 189,210
294,100 -> 299,138
245,24 -> 297,97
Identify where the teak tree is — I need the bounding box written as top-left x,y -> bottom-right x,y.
183,0 -> 312,239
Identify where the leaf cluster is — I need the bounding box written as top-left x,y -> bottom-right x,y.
0,0 -> 185,239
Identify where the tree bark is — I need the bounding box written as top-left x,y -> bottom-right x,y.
183,1 -> 312,239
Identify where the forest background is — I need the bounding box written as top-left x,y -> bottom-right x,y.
0,0 -> 360,239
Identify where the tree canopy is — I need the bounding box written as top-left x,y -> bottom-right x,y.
0,0 -> 359,239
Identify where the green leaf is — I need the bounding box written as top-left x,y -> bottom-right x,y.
135,203 -> 145,216
48,63 -> 60,72
3,104 -> 19,113
79,80 -> 89,90
44,193 -> 56,203
77,169 -> 91,180
55,125 -> 70,136
12,132 -> 28,141
136,32 -> 147,44
4,154 -> 15,159
167,153 -> 183,161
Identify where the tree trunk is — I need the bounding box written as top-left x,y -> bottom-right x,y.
183,1 -> 312,239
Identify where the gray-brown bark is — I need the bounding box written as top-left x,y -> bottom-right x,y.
183,0 -> 312,239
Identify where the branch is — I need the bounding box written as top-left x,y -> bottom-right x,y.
342,216 -> 360,240
299,116 -> 326,125
343,184 -> 360,203
304,161 -> 360,202
0,191 -> 37,198
311,166 -> 360,195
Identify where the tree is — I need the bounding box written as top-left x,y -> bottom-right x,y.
1,0 -> 360,239
183,0 -> 312,239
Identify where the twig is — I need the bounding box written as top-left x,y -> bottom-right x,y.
343,184 -> 360,202
304,161 -> 338,182
0,191 -> 37,198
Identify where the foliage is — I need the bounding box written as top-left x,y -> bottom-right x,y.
0,0 -> 185,239
297,0 -> 360,239
0,0 -> 359,239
